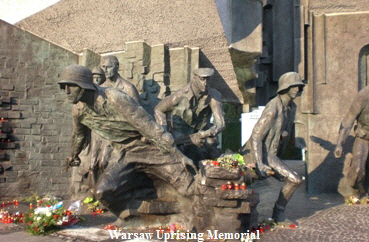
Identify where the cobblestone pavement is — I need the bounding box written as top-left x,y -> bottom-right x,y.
253,160 -> 369,242
1,160 -> 368,242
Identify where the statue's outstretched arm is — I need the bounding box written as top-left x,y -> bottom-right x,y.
209,91 -> 225,135
154,93 -> 182,131
67,104 -> 89,168
334,95 -> 363,158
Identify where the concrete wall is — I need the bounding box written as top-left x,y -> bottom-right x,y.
0,20 -> 79,200
297,12 -> 369,194
15,0 -> 244,104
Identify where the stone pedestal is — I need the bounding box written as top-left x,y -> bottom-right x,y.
118,165 -> 259,233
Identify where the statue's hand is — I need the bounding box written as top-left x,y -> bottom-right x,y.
281,130 -> 289,139
334,145 -> 343,158
181,155 -> 198,172
156,132 -> 176,153
190,133 -> 206,147
256,163 -> 273,179
66,157 -> 81,167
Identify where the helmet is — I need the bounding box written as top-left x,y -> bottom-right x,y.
91,66 -> 105,76
58,65 -> 95,90
277,72 -> 304,94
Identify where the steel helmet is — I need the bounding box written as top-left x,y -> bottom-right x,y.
58,65 -> 95,90
92,66 -> 105,76
277,72 -> 304,94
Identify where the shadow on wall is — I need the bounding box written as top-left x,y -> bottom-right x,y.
199,51 -> 242,152
199,51 -> 239,103
214,0 -> 261,44
308,135 -> 355,195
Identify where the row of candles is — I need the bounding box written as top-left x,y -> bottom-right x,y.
221,181 -> 247,190
1,200 -> 19,208
92,208 -> 104,215
0,211 -> 24,224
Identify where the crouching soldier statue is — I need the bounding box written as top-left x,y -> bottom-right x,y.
240,72 -> 304,222
58,65 -> 199,220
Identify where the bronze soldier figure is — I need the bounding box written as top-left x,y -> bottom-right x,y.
154,68 -> 225,163
240,72 -> 304,222
92,66 -> 106,85
59,65 -> 198,219
100,55 -> 142,105
334,85 -> 369,195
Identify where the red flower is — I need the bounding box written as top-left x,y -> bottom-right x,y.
53,215 -> 58,219
33,227 -> 38,231
28,221 -> 32,225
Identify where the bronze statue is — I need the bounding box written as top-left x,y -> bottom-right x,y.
240,72 -> 304,223
92,66 -> 106,85
100,55 -> 142,105
58,65 -> 198,219
154,68 -> 225,163
76,66 -> 109,194
334,85 -> 369,195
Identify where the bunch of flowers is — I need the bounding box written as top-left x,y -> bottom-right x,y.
83,197 -> 103,214
345,196 -> 369,205
202,153 -> 258,184
25,200 -> 82,235
25,206 -> 64,235
168,223 -> 187,240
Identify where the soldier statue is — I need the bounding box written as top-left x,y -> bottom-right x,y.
240,72 -> 304,222
58,65 -> 198,219
334,85 -> 369,196
154,68 -> 225,163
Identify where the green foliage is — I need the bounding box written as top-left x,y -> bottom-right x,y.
232,153 -> 245,165
22,191 -> 41,203
25,207 -> 64,236
214,153 -> 258,184
83,197 -> 94,204
222,103 -> 241,152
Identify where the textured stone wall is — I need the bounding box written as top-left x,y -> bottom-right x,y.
15,0 -> 244,104
296,12 -> 369,194
0,20 -> 79,200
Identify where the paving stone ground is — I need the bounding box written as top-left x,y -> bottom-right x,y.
1,160 -> 368,242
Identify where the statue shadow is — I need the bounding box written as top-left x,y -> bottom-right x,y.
199,51 -> 240,103
139,79 -> 162,117
308,135 -> 355,195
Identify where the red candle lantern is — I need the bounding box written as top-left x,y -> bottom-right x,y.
29,203 -> 33,209
241,183 -> 247,189
227,181 -> 233,189
234,183 -> 239,190
221,184 -> 227,190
